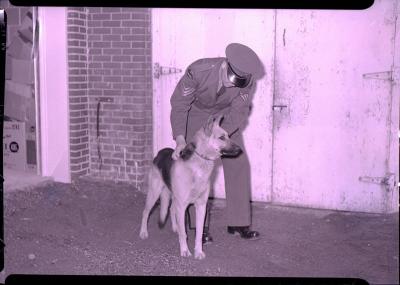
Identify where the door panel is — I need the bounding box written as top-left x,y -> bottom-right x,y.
152,9 -> 275,201
273,1 -> 399,213
152,3 -> 399,213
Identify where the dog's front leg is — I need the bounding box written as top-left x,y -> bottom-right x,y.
174,201 -> 192,257
194,188 -> 210,260
194,202 -> 207,260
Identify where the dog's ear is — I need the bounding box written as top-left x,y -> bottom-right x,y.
214,114 -> 224,126
203,116 -> 215,136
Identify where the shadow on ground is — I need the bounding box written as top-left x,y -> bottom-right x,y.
2,177 -> 399,283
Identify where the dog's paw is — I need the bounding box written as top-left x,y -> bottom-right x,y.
194,250 -> 206,260
139,230 -> 148,239
180,248 -> 192,257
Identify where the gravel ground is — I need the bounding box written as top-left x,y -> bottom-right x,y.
2,177 -> 399,284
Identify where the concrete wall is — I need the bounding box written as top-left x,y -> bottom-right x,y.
0,1 -> 31,47
1,1 -> 36,172
38,8 -> 70,183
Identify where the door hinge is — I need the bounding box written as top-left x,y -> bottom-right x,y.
359,173 -> 397,192
154,62 -> 182,79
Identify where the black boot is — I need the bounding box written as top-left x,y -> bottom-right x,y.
202,228 -> 213,245
227,226 -> 260,240
185,204 -> 213,245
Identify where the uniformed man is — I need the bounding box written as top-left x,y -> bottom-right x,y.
170,43 -> 263,243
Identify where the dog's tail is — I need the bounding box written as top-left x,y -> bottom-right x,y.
158,189 -> 171,227
152,148 -> 174,227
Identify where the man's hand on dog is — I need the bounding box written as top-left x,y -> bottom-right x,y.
172,135 -> 187,160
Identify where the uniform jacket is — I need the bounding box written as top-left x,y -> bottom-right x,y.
170,57 -> 253,139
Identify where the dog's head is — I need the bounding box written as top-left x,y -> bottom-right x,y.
200,115 -> 242,159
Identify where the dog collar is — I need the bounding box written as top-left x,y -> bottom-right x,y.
194,150 -> 215,161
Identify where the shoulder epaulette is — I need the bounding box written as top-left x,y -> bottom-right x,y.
189,63 -> 214,73
188,58 -> 222,73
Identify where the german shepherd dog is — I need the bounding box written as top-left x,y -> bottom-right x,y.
139,115 -> 241,259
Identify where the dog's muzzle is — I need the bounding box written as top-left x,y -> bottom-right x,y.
221,143 -> 242,157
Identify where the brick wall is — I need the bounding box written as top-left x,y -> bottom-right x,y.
67,8 -> 90,180
84,7 -> 153,186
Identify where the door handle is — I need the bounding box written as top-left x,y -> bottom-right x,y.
272,105 -> 288,111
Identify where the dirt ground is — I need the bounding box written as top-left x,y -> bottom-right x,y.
1,177 -> 399,284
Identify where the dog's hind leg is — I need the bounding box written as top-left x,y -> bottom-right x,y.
139,167 -> 163,239
159,188 -> 171,226
170,200 -> 178,233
